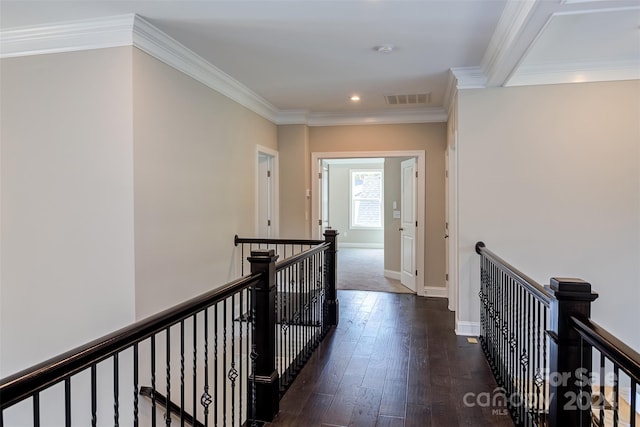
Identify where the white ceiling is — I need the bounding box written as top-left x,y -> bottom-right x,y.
1,0 -> 638,125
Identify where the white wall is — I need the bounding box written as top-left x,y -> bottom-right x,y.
0,47 -> 136,376
132,49 -> 278,318
456,80 -> 640,350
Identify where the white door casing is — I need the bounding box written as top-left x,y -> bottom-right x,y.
400,158 -> 417,293
311,150 -> 426,296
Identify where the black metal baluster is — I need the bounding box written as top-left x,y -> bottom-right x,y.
630,380 -> 637,427
65,377 -> 71,427
214,303 -> 218,427
91,364 -> 97,427
202,309 -> 211,427
543,305 -> 548,423
613,365 -> 619,427
114,353 -> 120,427
152,335 -> 157,427
230,293 -> 237,427
598,352 -> 605,427
134,344 -> 139,427
180,321 -> 185,427
33,392 -> 40,427
526,291 -> 531,425
166,327 -> 172,426
239,290 -> 244,427
223,299 -> 228,426
193,314 -> 198,425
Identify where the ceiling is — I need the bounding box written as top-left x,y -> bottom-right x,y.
1,0 -> 638,125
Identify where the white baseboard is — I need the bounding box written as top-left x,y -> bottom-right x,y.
384,270 -> 401,280
423,286 -> 448,298
455,321 -> 480,337
338,243 -> 384,249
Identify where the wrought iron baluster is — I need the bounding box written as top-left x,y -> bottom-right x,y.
613,365 -> 619,427
91,364 -> 97,427
223,299 -> 228,426
114,352 -> 120,427
230,293 -> 238,427
33,392 -> 40,427
214,303 -> 218,426
166,327 -> 172,426
152,335 -> 157,427
180,321 -> 185,427
65,377 -> 71,427
202,309 -> 211,427
134,344 -> 139,427
192,314 -> 198,426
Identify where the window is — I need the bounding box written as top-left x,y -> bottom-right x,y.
351,170 -> 383,228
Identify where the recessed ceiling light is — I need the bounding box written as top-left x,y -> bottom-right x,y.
350,95 -> 361,101
374,44 -> 395,53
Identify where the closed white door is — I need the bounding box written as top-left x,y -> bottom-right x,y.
257,153 -> 273,237
400,158 -> 417,292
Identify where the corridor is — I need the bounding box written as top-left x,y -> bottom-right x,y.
266,290 -> 513,427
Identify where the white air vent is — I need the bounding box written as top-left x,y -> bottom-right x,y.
384,93 -> 431,105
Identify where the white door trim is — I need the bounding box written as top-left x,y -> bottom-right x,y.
256,145 -> 279,237
311,150 -> 426,297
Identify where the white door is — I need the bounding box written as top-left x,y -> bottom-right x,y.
321,162 -> 330,233
257,153 -> 274,237
400,158 -> 417,292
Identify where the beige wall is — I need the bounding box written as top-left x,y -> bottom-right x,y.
132,49 -> 278,318
0,48 -> 136,376
277,124 -> 311,238
456,80 -> 640,350
307,123 -> 447,289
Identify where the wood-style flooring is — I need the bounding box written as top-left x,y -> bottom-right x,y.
266,290 -> 514,427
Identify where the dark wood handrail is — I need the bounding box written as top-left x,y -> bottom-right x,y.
475,241 -> 552,304
570,315 -> 640,382
275,242 -> 330,271
234,235 -> 324,246
0,274 -> 261,410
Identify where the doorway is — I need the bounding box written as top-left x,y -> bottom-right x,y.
311,151 -> 426,296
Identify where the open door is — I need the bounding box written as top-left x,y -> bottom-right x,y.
400,158 -> 417,293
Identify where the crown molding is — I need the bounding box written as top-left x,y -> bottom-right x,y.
0,14 -> 135,58
303,108 -> 447,127
130,15 -> 279,122
506,59 -> 640,86
450,67 -> 487,89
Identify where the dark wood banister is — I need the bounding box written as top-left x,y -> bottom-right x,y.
234,235 -> 324,247
475,241 -> 553,304
570,315 -> 640,382
0,274 -> 261,410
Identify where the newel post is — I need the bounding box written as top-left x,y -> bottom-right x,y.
547,278 -> 598,427
247,249 -> 280,423
323,229 -> 339,326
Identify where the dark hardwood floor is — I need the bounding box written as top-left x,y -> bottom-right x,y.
266,290 -> 514,427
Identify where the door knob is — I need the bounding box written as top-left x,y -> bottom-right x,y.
399,227 -> 404,231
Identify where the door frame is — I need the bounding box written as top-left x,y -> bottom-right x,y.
311,150 -> 426,297
256,145 -> 279,237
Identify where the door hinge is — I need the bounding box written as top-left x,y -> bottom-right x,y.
415,171 -> 418,178
446,273 -> 449,281
318,172 -> 322,179
318,219 -> 322,226
267,219 -> 271,226
416,221 -> 418,227
267,170 -> 271,178
415,270 -> 418,276
446,222 -> 449,230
